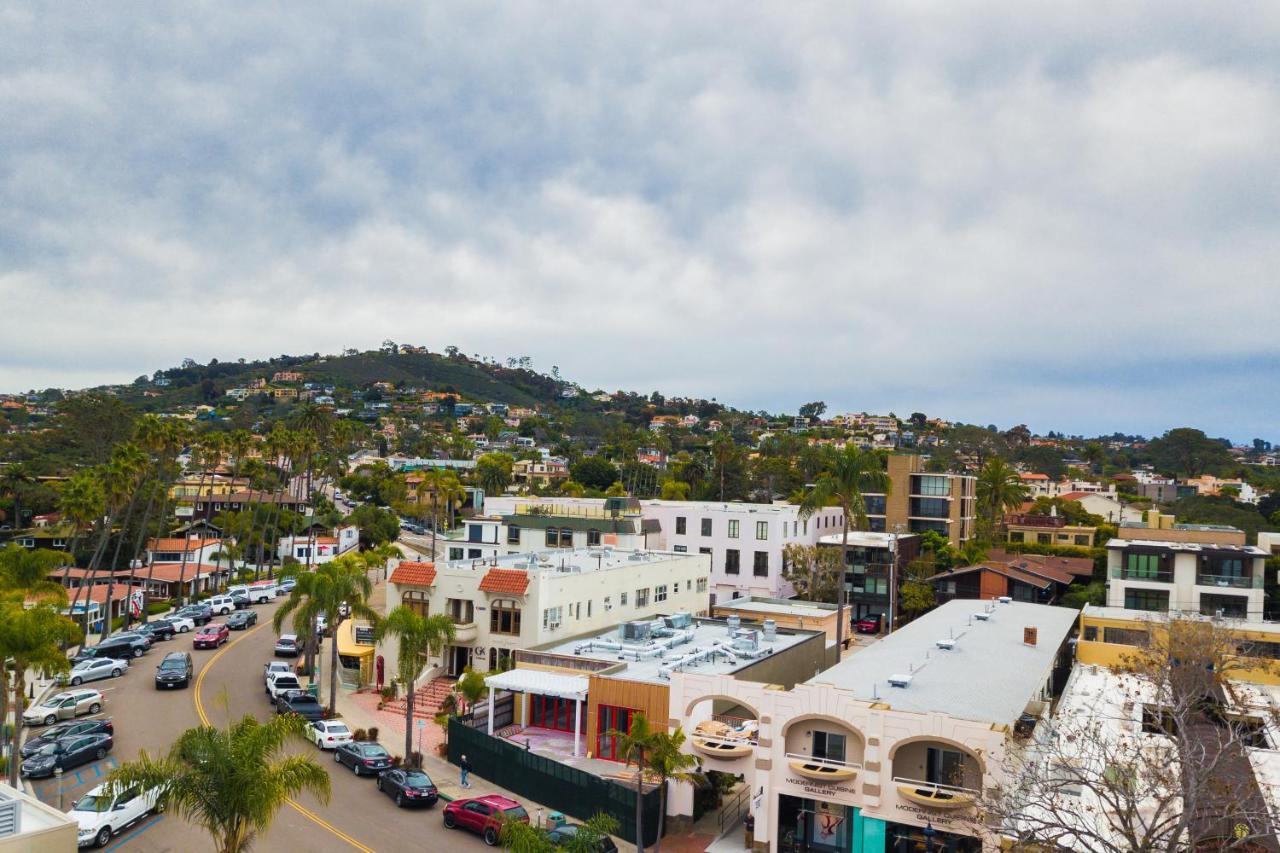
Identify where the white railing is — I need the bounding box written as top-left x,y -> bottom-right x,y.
892,775 -> 979,797
786,752 -> 862,772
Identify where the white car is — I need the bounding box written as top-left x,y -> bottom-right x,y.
166,615 -> 196,633
59,657 -> 128,686
70,782 -> 161,848
264,661 -> 292,686
206,595 -> 236,616
308,719 -> 354,750
24,689 -> 104,726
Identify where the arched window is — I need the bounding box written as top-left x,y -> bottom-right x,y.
490,599 -> 522,635
402,590 -> 429,618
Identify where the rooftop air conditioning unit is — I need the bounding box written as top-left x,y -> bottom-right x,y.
888,673 -> 913,688
974,612 -> 991,622
997,596 -> 1012,604
548,621 -> 561,629
936,638 -> 956,650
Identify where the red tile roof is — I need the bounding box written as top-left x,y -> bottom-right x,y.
389,562 -> 437,587
478,568 -> 530,595
1057,491 -> 1094,501
985,549 -> 1095,580
117,563 -> 224,583
147,538 -> 221,552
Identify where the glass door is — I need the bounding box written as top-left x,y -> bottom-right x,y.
596,706 -> 634,761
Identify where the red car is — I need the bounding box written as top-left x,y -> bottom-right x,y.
193,623 -> 229,649
855,613 -> 883,634
443,794 -> 529,846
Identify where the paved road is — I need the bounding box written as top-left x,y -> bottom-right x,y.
24,599 -> 488,852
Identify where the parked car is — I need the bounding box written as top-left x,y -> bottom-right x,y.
276,691 -> 325,721
547,824 -> 620,852
134,619 -> 176,642
443,794 -> 530,846
264,661 -> 292,685
206,595 -> 236,616
273,634 -> 301,657
59,657 -> 128,686
192,623 -> 230,649
21,719 -> 112,758
154,651 -> 194,689
173,604 -> 212,626
855,613 -> 883,634
110,630 -> 154,650
23,689 -> 104,726
230,592 -> 251,610
308,719 -> 353,750
71,635 -> 147,664
277,578 -> 297,594
164,614 -> 196,633
333,742 -> 393,776
226,609 -> 258,630
20,731 -> 113,778
69,782 -> 162,849
245,583 -> 278,603
403,523 -> 426,535
266,674 -> 303,704
377,768 -> 438,808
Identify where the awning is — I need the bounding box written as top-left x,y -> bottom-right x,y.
484,669 -> 589,701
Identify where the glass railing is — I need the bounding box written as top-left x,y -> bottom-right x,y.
1196,574 -> 1253,589
1114,568 -> 1173,583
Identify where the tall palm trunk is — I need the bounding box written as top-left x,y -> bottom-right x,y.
328,611 -> 342,715
836,514 -> 849,663
101,484 -> 145,640
7,666 -> 27,787
430,491 -> 438,559
635,751 -> 646,853
141,470 -> 175,619
403,686 -> 415,762
177,467 -> 213,606
71,517 -> 115,640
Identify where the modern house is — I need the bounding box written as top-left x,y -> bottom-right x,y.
667,599 -> 1078,852
146,536 -> 225,565
1004,512 -> 1097,548
860,454 -> 977,546
1105,538 -> 1268,621
276,526 -> 359,564
1117,510 -> 1247,546
930,551 -> 1094,606
511,458 -> 570,489
817,531 -> 921,627
447,498 -> 659,562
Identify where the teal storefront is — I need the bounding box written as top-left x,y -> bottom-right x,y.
776,795 -> 887,852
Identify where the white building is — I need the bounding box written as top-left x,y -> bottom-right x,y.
276,526 -> 359,564
386,548 -> 711,678
0,782 -> 78,852
1105,538 -> 1269,621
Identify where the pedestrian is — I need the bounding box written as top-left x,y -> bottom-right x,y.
460,753 -> 472,789
744,812 -> 755,850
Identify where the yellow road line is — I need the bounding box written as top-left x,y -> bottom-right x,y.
194,619 -> 377,853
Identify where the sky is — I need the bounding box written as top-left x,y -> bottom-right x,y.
2,3 -> 1279,442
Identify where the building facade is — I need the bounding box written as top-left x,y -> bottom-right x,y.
1105,538 -> 1268,621
861,455 -> 977,546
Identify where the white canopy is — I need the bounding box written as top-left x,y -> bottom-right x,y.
484,669 -> 589,700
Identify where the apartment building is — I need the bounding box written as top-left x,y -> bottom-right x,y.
385,548 -> 710,678
276,526 -> 360,564
817,531 -> 921,626
1004,512 -> 1097,548
667,599 -> 1077,852
445,498 -> 657,562
862,454 -> 977,546
1105,537 -> 1268,621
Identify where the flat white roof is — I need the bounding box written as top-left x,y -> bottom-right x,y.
808,599 -> 1077,724
1083,604 -> 1280,634
818,531 -> 916,548
712,598 -> 836,620
484,669 -> 588,700
1107,538 -> 1266,555
441,547 -> 697,576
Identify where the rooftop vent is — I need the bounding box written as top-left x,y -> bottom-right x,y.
619,621 -> 653,643
664,612 -> 693,630
726,615 -> 741,634
936,638 -> 956,650
762,619 -> 777,642
974,612 -> 991,622
997,596 -> 1012,604
888,673 -> 913,688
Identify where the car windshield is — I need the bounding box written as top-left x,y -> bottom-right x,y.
160,660 -> 185,670
72,794 -> 110,812
35,741 -> 63,755
504,806 -> 529,820
361,745 -> 389,758
404,771 -> 432,786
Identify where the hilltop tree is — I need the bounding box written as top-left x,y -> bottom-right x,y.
474,452 -> 515,497
570,456 -> 620,491
1147,428 -> 1234,478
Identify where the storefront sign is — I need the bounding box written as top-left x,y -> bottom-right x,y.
891,802 -> 963,830
783,776 -> 859,801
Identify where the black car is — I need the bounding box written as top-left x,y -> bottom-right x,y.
71,636 -> 148,664
377,768 -> 438,808
547,824 -> 620,852
20,719 -> 113,759
174,604 -> 213,626
135,619 -> 176,642
155,651 -> 193,689
231,592 -> 251,609
226,610 -> 258,630
20,732 -> 113,778
276,691 -> 325,721
333,742 -> 392,776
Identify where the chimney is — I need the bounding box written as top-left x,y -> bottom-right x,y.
1023,626 -> 1038,646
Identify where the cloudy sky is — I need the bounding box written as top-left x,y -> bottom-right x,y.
3,3 -> 1278,441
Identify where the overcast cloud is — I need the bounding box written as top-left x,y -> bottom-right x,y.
2,2 -> 1278,440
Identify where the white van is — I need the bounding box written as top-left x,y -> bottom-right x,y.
247,583 -> 277,603
207,595 -> 236,616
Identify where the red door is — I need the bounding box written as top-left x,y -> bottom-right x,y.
596,705 -> 635,761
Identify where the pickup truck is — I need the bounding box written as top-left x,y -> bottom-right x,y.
266,673 -> 303,705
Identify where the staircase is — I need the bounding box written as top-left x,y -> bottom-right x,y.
384,676 -> 456,720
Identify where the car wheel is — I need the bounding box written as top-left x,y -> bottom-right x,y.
182,679 -> 190,688
484,827 -> 499,846
134,648 -> 144,658
111,669 -> 121,677
443,812 -> 457,829
95,747 -> 106,760
376,777 -> 383,790
44,714 -> 56,726
180,625 -> 190,633
95,826 -> 112,847
89,703 -> 101,714
334,751 -> 342,763
395,793 -> 404,807
71,676 -> 82,686
352,762 -> 361,776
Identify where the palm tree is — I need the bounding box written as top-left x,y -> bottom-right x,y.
104,713 -> 330,853
98,443 -> 148,639
0,544 -> 72,602
976,456 -> 1030,541
799,446 -> 890,660
188,432 -> 228,602
366,542 -> 400,581
374,605 -> 456,761
0,462 -> 35,530
58,469 -> 106,567
0,599 -> 80,785
140,418 -> 190,616
273,554 -> 379,715
609,711 -> 662,853
645,727 -> 701,853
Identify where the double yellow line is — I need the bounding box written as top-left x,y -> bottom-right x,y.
193,620 -> 377,853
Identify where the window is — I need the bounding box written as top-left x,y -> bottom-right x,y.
728,519 -> 739,539
597,705 -> 636,762
1103,627 -> 1148,646
1082,625 -> 1098,642
1200,593 -> 1248,619
1124,589 -> 1169,612
467,548 -> 482,559
696,577 -> 707,593
541,606 -> 563,629
560,528 -> 573,547
1238,640 -> 1280,660
1009,531 -> 1025,543
587,528 -> 601,546
674,545 -> 688,553
507,524 -> 521,544
635,588 -> 649,607
913,475 -> 950,497
753,551 -> 769,577
1125,552 -> 1167,580
1142,705 -> 1179,737
686,579 -> 692,591
546,528 -> 560,548
909,497 -> 950,519
1074,535 -> 1090,546
926,747 -> 967,787
604,596 -> 612,611
655,585 -> 668,603
756,521 -> 768,540
699,547 -> 712,557
676,517 -> 687,535
812,731 -> 846,763
701,518 -> 713,536
402,591 -> 429,618
468,524 -> 484,543
490,599 -> 522,635
448,547 -> 463,561
587,600 -> 592,617
725,549 -> 740,575
620,591 -> 628,606
864,495 -> 886,516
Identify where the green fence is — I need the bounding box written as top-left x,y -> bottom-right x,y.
448,718 -> 661,846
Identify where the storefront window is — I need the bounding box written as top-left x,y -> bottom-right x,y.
777,796 -> 852,853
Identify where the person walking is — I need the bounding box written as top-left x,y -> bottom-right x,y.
460,754 -> 472,789
743,812 -> 755,850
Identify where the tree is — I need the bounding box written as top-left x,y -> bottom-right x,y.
976,456 -> 1029,540
898,556 -> 936,619
798,401 -> 827,421
659,480 -> 690,501
645,727 -> 701,853
559,480 -> 585,498
799,446 -> 890,661
501,812 -> 620,853
609,712 -> 662,853
0,600 -> 80,785
474,452 -> 515,497
0,544 -> 71,601
780,544 -> 843,603
1147,427 -> 1234,479
374,605 -> 456,762
104,713 -> 330,853
570,456 -> 619,491
604,481 -> 627,497
0,462 -> 34,528
273,555 -> 378,715
344,504 -> 400,548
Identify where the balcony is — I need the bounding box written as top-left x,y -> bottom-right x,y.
1196,573 -> 1259,590
786,752 -> 860,783
893,777 -> 978,810
451,620 -> 478,643
1114,568 -> 1174,584
691,715 -> 759,760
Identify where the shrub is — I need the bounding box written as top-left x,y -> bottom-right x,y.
367,726 -> 379,741
352,728 -> 368,742
380,684 -> 397,701
147,601 -> 171,615
408,750 -> 424,769
390,755 -> 403,768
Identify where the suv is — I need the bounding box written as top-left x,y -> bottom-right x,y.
443,795 -> 530,846
72,635 -> 148,663
135,619 -> 176,642
206,595 -> 236,616
23,689 -> 104,726
274,634 -> 301,657
155,651 -> 193,689
174,604 -> 212,626
70,782 -> 162,849
193,623 -> 229,649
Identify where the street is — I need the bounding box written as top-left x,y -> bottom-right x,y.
22,596 -> 488,852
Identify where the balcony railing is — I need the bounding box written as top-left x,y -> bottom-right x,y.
1197,574 -> 1258,589
1114,568 -> 1174,583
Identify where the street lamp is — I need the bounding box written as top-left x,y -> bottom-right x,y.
887,523 -> 906,634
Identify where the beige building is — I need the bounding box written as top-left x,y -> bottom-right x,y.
710,596 -> 842,647
863,454 -> 977,546
0,783 -> 77,852
1117,510 -> 1246,546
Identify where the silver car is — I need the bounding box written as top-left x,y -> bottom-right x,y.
23,689 -> 104,726
59,657 -> 129,686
